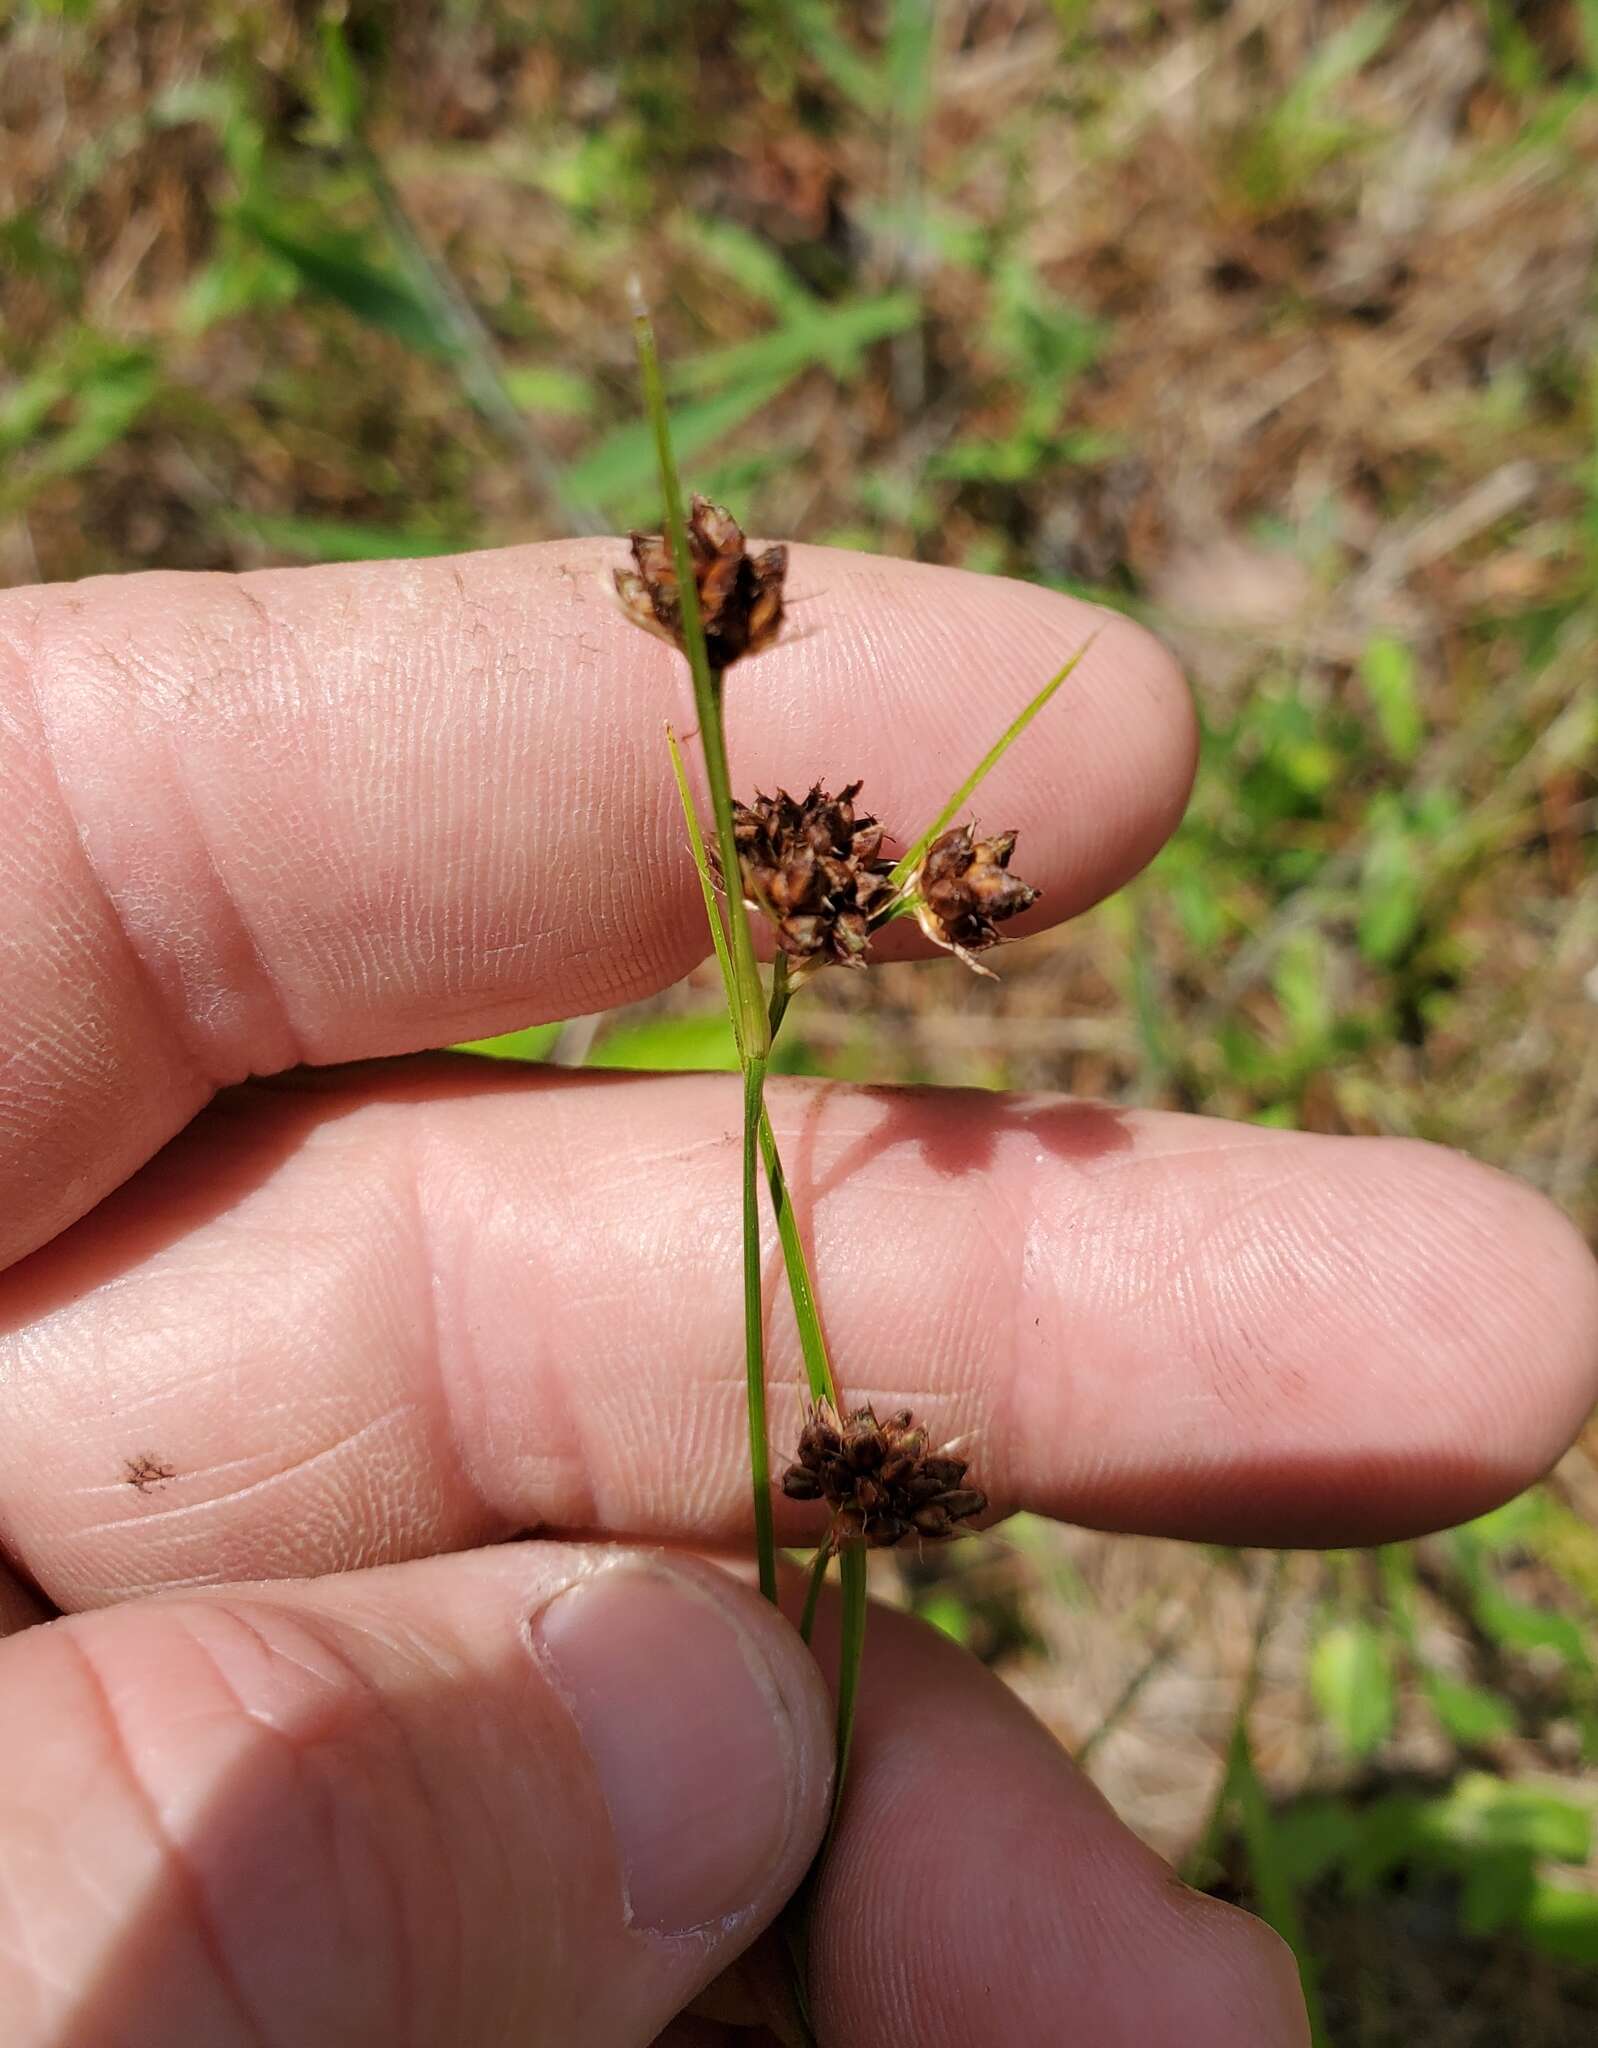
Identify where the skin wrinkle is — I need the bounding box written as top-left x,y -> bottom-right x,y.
9,603 -> 216,1109
0,1847 -> 57,2026
65,1406 -> 416,1543
57,1626 -> 274,2048
44,591 -> 306,1088
451,1091 -> 602,1536
401,1123 -> 513,1553
182,1601 -> 424,2045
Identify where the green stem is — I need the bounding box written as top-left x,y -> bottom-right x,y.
799,1542 -> 832,1647
699,678 -> 771,1059
743,1057 -> 777,1604
666,723 -> 739,1052
758,1112 -> 838,1411
831,1545 -> 869,1820
634,303 -> 768,1059
637,300 -> 776,1607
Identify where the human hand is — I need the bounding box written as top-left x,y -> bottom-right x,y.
2,546 -> 1593,2046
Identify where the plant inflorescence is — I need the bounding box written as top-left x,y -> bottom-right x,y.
623,293 -> 1093,2032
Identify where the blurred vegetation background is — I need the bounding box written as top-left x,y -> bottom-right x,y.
4,1 -> 1597,2039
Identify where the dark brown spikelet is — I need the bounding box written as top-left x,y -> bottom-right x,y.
781,1401 -> 987,1549
912,824 -> 1039,974
722,781 -> 897,970
614,493 -> 788,669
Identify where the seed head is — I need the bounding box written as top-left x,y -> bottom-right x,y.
615,494 -> 788,669
781,1401 -> 988,1549
722,781 -> 897,970
911,824 -> 1039,974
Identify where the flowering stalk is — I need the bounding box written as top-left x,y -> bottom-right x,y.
634,301 -> 777,1600
631,302 -> 1090,2033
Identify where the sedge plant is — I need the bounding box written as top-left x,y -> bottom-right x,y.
621,289 -> 1095,2026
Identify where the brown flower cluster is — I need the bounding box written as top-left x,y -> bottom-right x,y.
912,825 -> 1039,971
728,781 -> 896,969
615,494 -> 787,670
781,1402 -> 987,1549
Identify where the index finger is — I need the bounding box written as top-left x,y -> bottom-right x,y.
1,542 -> 1192,1266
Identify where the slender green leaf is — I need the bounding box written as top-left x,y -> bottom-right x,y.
1357,820 -> 1423,964
315,18 -> 365,141
588,1012 -> 741,1072
1360,636 -> 1424,763
1231,1730 -> 1328,2044
566,371 -> 790,512
1522,1877 -> 1598,1963
1474,1579 -> 1591,1671
887,0 -> 938,125
1270,1798 -> 1362,1889
237,205 -> 457,357
1433,1774 -> 1593,1864
671,293 -> 920,395
1422,1671 -> 1517,1747
1459,1846 -> 1538,1936
886,636 -> 1099,893
217,512 -> 466,562
1273,931 -> 1334,1051
782,0 -> 886,111
1268,2 -> 1400,135
1310,1620 -> 1395,1759
500,364 -> 598,417
916,1592 -> 973,1646
451,1024 -> 562,1062
674,215 -> 812,316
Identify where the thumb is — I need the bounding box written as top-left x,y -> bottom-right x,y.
0,1543 -> 833,2048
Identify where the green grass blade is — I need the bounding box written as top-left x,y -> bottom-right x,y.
671,292 -> 921,394
886,633 -> 1099,893
566,371 -> 791,515
1231,1724 -> 1329,2046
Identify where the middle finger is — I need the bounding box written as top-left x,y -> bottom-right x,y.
0,1058 -> 1591,1608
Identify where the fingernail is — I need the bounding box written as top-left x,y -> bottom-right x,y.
533,1564 -> 801,1934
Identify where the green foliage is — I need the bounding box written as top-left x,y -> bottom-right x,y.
0,333 -> 158,517
216,511 -> 467,561
588,1012 -> 741,1072
1311,1618 -> 1396,1760
451,1024 -> 561,1062
1359,637 -> 1424,765
1214,1715 -> 1329,2044
1224,4 -> 1401,210
234,204 -> 457,358
1422,1671 -> 1517,1748
1454,1520 -> 1593,1678
1275,1775 -> 1598,1964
